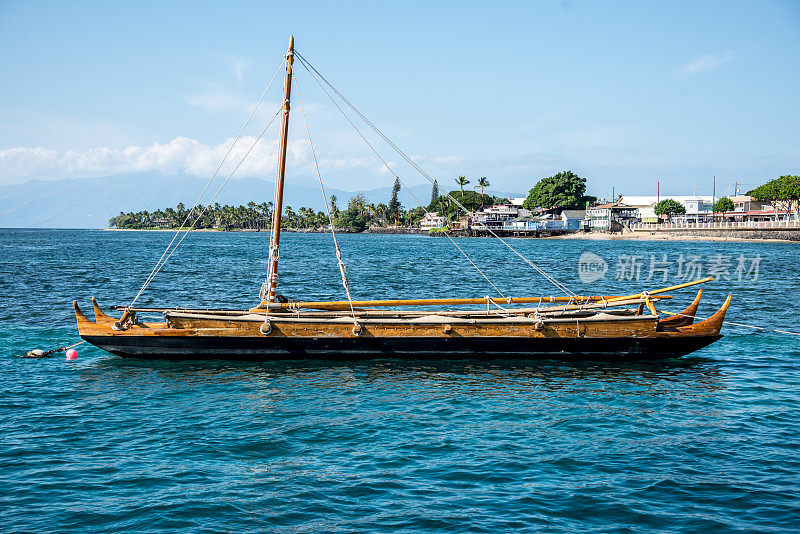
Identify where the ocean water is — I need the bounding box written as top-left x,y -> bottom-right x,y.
1,229 -> 799,532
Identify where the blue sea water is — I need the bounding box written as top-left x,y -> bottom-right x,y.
1,229 -> 799,532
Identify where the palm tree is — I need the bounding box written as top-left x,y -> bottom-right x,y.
257,202 -> 269,229
376,203 -> 388,226
475,177 -> 490,210
456,175 -> 470,196
176,202 -> 186,226
247,201 -> 257,229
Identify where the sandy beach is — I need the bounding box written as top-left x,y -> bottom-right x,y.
549,232 -> 800,243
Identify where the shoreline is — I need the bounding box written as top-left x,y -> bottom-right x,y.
101,227 -> 413,234
547,232 -> 800,244
100,227 -> 800,243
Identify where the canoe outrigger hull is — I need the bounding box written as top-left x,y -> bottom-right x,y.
75,291 -> 730,361
74,39 -> 733,363
79,332 -> 721,361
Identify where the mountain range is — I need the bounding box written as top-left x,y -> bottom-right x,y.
0,172 -> 520,228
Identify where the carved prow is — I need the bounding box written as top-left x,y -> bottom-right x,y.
660,289 -> 702,328
679,294 -> 732,336
91,297 -> 116,326
74,300 -> 97,334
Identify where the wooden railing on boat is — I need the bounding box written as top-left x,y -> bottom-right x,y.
250,276 -> 713,311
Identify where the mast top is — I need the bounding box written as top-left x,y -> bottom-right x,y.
288,35 -> 294,54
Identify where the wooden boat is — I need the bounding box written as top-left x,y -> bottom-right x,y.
74,37 -> 732,361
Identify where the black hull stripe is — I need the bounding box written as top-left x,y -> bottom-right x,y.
82,335 -> 722,361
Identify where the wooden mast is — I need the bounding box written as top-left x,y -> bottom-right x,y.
266,36 -> 294,303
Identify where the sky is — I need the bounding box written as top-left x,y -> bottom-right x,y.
0,0 -> 798,199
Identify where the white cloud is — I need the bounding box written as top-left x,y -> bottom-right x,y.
0,136 -> 409,185
682,52 -> 735,75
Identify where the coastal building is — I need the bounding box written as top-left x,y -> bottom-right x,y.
637,204 -> 659,223
420,212 -> 445,230
586,202 -> 638,230
449,215 -> 471,230
619,195 -> 715,223
712,195 -> 793,222
729,195 -> 773,214
561,210 -> 586,230
474,201 -> 532,229
625,193 -> 798,225
683,196 -> 714,222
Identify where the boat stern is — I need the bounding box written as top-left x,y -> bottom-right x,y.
74,300 -> 99,338
677,293 -> 732,337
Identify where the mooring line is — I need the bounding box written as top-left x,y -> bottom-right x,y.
658,309 -> 800,336
24,340 -> 86,358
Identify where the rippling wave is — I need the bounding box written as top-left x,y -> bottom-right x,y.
1,230 -> 798,532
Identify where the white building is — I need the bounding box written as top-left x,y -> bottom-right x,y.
420,212 -> 445,230
586,202 -> 638,230
475,203 -> 532,229
620,195 -> 715,223
729,195 -> 772,213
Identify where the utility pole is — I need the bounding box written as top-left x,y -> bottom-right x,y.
657,181 -> 660,203
711,175 -> 716,220
712,175 -> 716,204
612,186 -> 615,203
734,181 -> 738,196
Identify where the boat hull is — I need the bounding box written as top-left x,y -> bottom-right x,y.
75,293 -> 731,361
81,333 -> 721,361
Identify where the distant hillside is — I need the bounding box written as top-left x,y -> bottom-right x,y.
0,172 -> 518,228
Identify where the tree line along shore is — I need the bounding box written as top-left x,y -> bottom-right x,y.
108,172 -> 799,231
108,175 -> 510,231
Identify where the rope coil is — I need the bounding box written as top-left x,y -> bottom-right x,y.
260,320 -> 272,335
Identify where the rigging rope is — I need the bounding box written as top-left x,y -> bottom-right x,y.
127,58 -> 286,308
394,176 -> 507,299
657,308 -> 800,336
292,76 -> 358,325
295,51 -> 576,298
294,55 -> 506,299
128,104 -> 284,308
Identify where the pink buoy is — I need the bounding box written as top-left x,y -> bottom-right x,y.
65,349 -> 78,360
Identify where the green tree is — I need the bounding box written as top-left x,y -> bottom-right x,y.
375,203 -> 388,226
523,171 -> 590,210
282,205 -> 295,228
388,178 -> 402,224
748,174 -> 800,220
336,194 -> 369,231
428,191 -> 493,217
176,202 -> 186,226
475,177 -> 490,209
713,197 -> 734,213
406,206 -> 427,227
430,180 -> 439,206
456,175 -> 470,195
654,199 -> 686,220
330,195 -> 339,219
